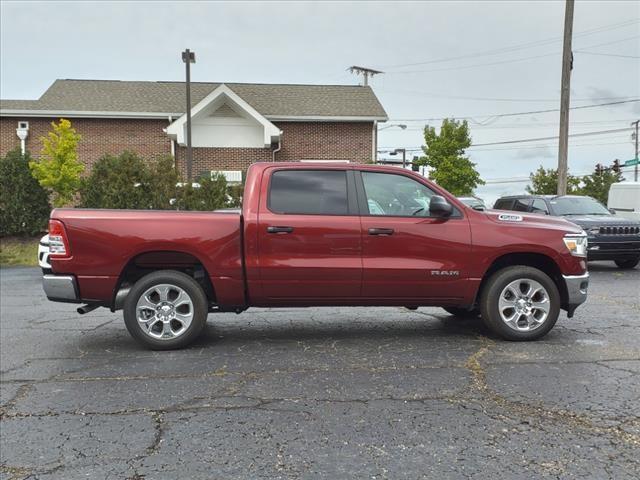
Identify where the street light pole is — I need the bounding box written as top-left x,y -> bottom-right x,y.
182,49 -> 196,182
390,148 -> 407,168
633,119 -> 639,182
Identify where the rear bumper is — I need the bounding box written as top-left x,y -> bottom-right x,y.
562,272 -> 589,316
43,274 -> 81,303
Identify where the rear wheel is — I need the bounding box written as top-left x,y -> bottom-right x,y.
479,266 -> 560,341
442,307 -> 480,318
614,257 -> 639,269
123,270 -> 208,350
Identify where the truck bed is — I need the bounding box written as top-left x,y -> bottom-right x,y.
50,208 -> 244,306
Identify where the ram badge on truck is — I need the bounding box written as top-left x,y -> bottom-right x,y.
42,163 -> 589,349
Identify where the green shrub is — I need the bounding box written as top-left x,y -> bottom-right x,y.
0,149 -> 51,236
80,152 -> 243,211
80,152 -> 153,209
174,173 -> 233,211
146,156 -> 180,209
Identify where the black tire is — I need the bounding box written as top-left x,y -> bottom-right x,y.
479,266 -> 560,341
442,307 -> 480,318
123,270 -> 208,350
614,257 -> 640,269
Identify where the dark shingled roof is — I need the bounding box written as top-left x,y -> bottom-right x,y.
0,79 -> 388,119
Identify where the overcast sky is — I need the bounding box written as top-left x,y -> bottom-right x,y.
1,0 -> 639,204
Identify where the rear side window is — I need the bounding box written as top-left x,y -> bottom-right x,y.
513,199 -> 530,212
494,199 -> 514,210
268,170 -> 348,215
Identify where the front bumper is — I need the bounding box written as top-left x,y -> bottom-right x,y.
43,274 -> 80,303
586,238 -> 640,260
562,272 -> 589,316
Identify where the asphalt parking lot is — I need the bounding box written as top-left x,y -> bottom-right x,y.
1,265 -> 638,479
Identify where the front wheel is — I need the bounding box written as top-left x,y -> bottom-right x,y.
614,257 -> 639,269
479,266 -> 560,341
123,270 -> 208,350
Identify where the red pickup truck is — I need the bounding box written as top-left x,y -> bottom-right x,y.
43,162 -> 589,349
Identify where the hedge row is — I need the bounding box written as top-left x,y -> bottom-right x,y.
1,149 -> 242,237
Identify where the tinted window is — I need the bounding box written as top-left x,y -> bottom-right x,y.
530,199 -> 549,214
513,199 -> 530,212
361,171 -> 435,216
269,170 -> 348,215
494,199 -> 513,210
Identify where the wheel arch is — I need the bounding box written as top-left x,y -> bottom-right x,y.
111,250 -> 216,310
474,252 -> 568,309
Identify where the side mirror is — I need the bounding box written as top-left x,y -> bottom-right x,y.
608,208 -> 616,215
429,195 -> 453,217
472,205 -> 485,211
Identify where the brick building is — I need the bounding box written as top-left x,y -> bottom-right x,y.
0,79 -> 388,179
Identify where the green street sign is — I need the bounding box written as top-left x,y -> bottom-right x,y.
624,158 -> 639,166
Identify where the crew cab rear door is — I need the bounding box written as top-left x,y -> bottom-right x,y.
256,167 -> 362,302
355,169 -> 472,301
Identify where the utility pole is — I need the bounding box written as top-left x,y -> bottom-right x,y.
347,66 -> 383,86
182,49 -> 196,182
633,120 -> 639,182
557,0 -> 575,195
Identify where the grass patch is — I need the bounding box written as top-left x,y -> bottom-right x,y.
0,237 -> 40,267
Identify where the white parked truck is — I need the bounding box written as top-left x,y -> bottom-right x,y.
608,182 -> 640,221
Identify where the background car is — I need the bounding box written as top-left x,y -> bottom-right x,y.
38,234 -> 51,273
457,196 -> 486,210
493,194 -> 640,269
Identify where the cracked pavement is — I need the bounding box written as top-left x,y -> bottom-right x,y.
1,264 -> 638,479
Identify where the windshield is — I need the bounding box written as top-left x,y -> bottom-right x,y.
550,196 -> 610,216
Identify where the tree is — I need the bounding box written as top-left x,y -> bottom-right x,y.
79,152 -> 152,209
0,148 -> 51,236
579,163 -> 624,205
415,119 -> 484,195
526,166 -> 580,195
30,118 -> 83,207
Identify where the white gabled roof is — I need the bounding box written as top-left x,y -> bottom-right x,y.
165,84 -> 282,147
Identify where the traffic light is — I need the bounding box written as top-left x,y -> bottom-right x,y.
612,159 -> 621,173
595,164 -> 603,175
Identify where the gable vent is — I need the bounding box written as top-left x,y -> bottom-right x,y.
210,104 -> 240,118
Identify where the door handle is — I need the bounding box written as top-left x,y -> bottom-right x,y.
267,226 -> 294,234
368,228 -> 394,236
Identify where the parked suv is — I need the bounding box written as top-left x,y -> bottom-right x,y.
494,194 -> 640,269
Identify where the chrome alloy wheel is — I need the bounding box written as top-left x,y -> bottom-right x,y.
136,284 -> 194,340
498,278 -> 551,332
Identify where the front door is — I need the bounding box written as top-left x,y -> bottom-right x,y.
357,170 -> 472,302
257,168 -> 362,302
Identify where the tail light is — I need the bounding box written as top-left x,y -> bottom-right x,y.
48,220 -> 71,258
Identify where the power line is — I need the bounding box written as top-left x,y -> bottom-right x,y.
471,128 -> 630,147
388,99 -> 639,122
468,138 -> 630,152
575,51 -> 640,59
377,87 -> 635,103
383,35 -> 639,75
374,19 -> 640,70
379,129 -> 631,152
